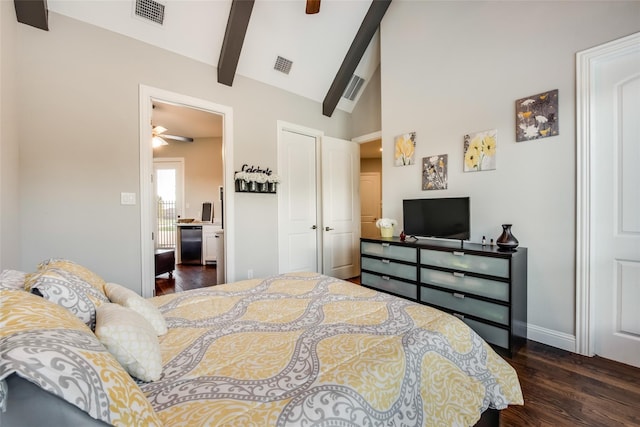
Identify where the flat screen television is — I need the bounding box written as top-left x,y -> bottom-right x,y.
402,197 -> 470,241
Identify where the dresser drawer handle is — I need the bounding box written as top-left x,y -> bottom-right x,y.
381,243 -> 390,247
453,313 -> 465,320
381,275 -> 390,281
453,272 -> 465,278
381,259 -> 390,264
453,251 -> 465,257
453,292 -> 465,299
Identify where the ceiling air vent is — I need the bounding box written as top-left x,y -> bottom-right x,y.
342,74 -> 365,101
274,56 -> 293,75
135,0 -> 165,25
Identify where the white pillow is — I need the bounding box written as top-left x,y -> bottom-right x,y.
0,270 -> 27,291
104,282 -> 167,336
95,303 -> 162,382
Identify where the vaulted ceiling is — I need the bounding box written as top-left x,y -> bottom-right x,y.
14,0 -> 391,117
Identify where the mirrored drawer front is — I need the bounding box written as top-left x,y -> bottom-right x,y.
420,249 -> 509,278
361,272 -> 417,300
420,268 -> 509,302
361,242 -> 417,263
420,287 -> 509,325
461,317 -> 509,349
361,257 -> 417,281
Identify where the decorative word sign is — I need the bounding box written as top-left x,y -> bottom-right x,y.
234,164 -> 280,194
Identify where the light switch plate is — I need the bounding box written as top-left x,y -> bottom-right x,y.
121,192 -> 136,205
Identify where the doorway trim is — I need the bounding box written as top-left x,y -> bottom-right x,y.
139,85 -> 235,297
575,32 -> 640,357
352,130 -> 381,144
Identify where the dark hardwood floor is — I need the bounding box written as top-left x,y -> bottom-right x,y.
501,340 -> 640,426
155,263 -> 218,296
155,272 -> 640,425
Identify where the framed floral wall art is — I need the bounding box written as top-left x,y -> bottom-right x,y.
464,129 -> 497,172
516,89 -> 559,142
394,132 -> 416,166
422,154 -> 448,190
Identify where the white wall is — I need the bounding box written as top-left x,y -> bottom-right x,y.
351,65 -> 381,137
380,1 -> 640,349
0,1 -> 21,270
13,12 -> 351,292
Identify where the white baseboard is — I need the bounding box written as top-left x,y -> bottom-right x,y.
527,323 -> 576,353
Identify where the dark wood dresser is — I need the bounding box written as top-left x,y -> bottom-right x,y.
360,237 -> 527,357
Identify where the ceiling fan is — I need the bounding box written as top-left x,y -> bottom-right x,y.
152,125 -> 194,147
305,0 -> 320,14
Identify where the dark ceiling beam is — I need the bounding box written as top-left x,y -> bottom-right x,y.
322,0 -> 391,117
218,0 -> 255,86
14,0 -> 49,31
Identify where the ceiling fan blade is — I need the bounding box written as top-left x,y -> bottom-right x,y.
306,0 -> 320,14
152,125 -> 167,135
152,136 -> 168,148
163,134 -> 194,143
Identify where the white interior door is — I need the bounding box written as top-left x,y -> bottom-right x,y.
322,137 -> 360,279
592,34 -> 640,368
360,172 -> 381,239
278,127 -> 320,273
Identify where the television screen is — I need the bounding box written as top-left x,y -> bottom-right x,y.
403,197 -> 470,240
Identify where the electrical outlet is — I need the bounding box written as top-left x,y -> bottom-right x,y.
247,269 -> 253,279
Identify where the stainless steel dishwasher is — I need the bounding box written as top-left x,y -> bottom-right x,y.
179,226 -> 202,265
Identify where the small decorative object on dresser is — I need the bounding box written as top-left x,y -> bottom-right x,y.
496,224 -> 519,250
375,218 -> 397,238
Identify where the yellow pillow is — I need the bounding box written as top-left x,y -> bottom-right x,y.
95,303 -> 163,382
0,289 -> 162,426
105,282 -> 167,336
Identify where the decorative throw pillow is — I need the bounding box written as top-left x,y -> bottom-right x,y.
104,282 -> 167,336
25,269 -> 109,330
0,289 -> 162,426
36,258 -> 107,295
0,270 -> 27,291
95,303 -> 163,382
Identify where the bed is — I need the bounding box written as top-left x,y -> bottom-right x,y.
0,262 -> 523,427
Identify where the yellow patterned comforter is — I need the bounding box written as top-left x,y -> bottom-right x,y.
142,273 -> 523,426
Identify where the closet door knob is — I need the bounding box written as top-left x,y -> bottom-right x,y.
311,225 -> 317,229
325,227 -> 334,231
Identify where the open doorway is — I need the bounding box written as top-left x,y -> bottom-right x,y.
358,137 -> 382,239
151,101 -> 222,295
139,85 -> 235,298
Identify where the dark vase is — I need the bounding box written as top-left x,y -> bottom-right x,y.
496,224 -> 519,250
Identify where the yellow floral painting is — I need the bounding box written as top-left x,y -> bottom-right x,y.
394,132 -> 416,166
463,129 -> 497,172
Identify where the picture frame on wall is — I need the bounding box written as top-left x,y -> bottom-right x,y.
515,89 -> 559,142
394,132 -> 416,166
463,129 -> 497,172
422,154 -> 448,190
